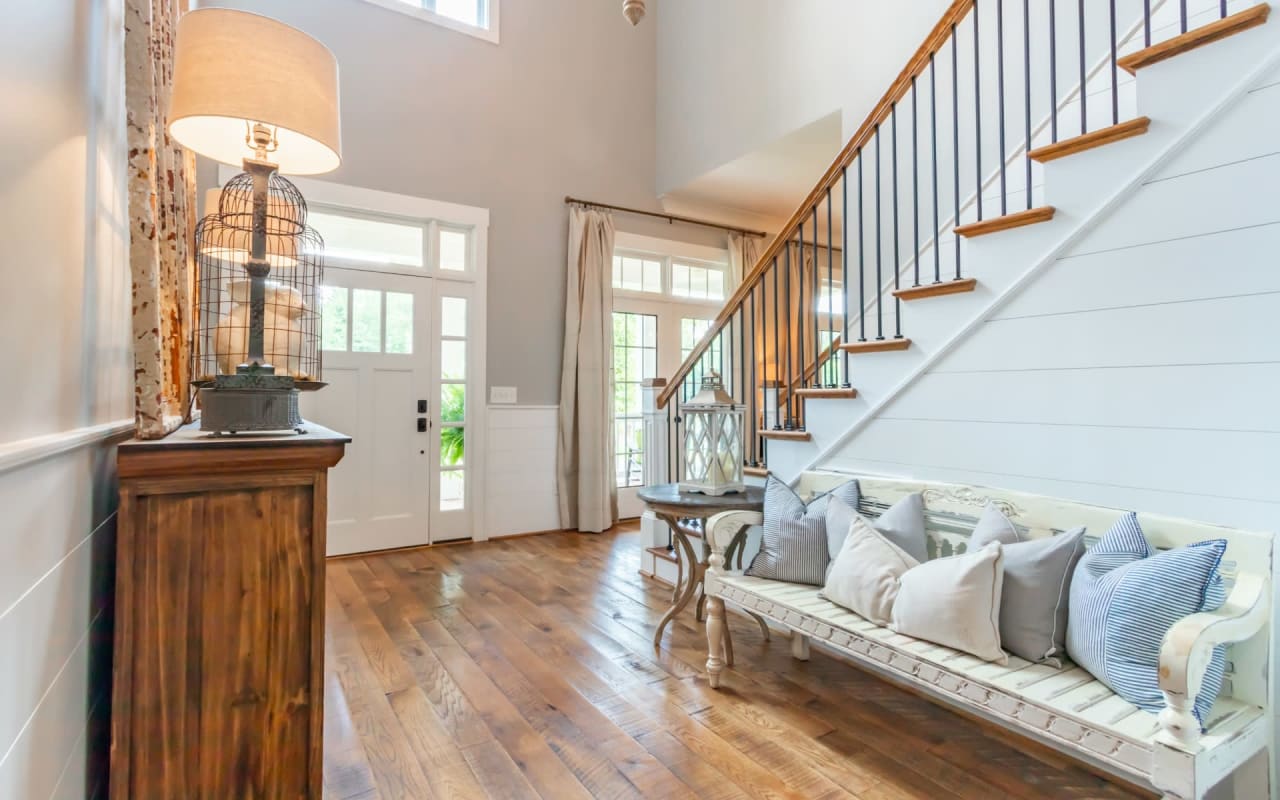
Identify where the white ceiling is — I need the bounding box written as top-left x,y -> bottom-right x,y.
659,112 -> 843,230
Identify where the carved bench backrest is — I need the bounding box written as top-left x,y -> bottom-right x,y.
792,470 -> 1274,709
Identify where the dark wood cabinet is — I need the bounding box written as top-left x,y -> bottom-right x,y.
110,423 -> 348,799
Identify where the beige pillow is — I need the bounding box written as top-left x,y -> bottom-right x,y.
891,542 -> 1008,664
821,516 -> 919,624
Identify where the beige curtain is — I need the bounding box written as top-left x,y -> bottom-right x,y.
126,0 -> 197,439
557,208 -> 618,533
726,231 -> 764,291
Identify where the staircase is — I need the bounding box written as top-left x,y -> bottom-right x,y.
646,0 -> 1277,488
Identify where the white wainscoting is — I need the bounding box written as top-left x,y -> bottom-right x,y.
485,405 -> 561,538
0,427 -> 126,800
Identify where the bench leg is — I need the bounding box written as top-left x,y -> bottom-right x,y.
706,596 -> 726,688
791,633 -> 810,661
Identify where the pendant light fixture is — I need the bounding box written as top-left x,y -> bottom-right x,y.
623,0 -> 645,26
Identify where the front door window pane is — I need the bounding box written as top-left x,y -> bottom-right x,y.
320,286 -> 349,351
351,289 -> 382,352
384,291 -> 414,354
442,384 -> 465,422
441,340 -> 466,379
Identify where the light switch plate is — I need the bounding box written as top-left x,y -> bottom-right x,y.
489,386 -> 518,404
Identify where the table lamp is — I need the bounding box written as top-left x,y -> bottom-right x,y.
169,8 -> 341,433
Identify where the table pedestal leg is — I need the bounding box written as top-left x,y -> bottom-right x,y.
653,524 -> 700,647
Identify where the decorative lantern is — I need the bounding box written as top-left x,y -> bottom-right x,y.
679,372 -> 745,496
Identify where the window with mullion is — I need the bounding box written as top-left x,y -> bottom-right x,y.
612,311 -> 657,488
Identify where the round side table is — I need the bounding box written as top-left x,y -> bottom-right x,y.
638,483 -> 770,659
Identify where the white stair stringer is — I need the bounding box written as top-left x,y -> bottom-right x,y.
763,12 -> 1280,485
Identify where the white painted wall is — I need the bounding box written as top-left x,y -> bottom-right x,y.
485,405 -> 559,537
198,0 -> 732,407
821,68 -> 1280,538
0,1 -> 132,798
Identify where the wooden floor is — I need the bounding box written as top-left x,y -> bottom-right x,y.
323,524 -> 1154,800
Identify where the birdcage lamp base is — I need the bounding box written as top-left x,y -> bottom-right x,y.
198,374 -> 303,435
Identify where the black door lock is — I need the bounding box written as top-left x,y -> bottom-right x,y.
417,418 -> 427,432
417,399 -> 428,413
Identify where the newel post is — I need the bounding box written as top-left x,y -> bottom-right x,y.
640,378 -> 670,551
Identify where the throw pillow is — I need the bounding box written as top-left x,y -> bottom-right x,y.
970,503 -> 1085,665
891,542 -> 1008,663
825,492 -> 928,566
1066,512 -> 1228,727
821,516 -> 919,624
746,475 -> 859,585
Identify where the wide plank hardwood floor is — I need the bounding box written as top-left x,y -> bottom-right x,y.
323,523 -> 1154,800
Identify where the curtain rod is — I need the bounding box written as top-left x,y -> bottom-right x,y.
564,196 -> 769,238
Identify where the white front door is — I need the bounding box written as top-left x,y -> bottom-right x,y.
303,267 -> 433,555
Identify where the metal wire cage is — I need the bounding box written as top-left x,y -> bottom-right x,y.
193,172 -> 325,387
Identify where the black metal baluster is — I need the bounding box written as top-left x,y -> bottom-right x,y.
748,285 -> 756,464
841,166 -> 851,386
1110,0 -> 1119,126
875,128 -> 884,340
783,246 -> 794,428
892,105 -> 902,338
1144,0 -> 1151,46
953,27 -> 962,280
772,256 -> 781,429
1180,0 -> 1188,33
1024,0 -> 1033,209
974,2 -> 984,221
997,0 -> 1007,216
931,53 -> 941,285
1050,0 -> 1059,142
1079,0 -> 1088,136
858,155 -> 867,342
811,208 -> 819,387
826,187 -> 834,386
796,222 -> 806,396
1221,0 -> 1228,19
912,75 -> 921,288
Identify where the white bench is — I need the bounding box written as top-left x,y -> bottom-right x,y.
702,472 -> 1274,800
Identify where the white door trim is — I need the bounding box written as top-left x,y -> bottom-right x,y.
217,168 -> 490,542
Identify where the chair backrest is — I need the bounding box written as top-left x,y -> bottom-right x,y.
793,470 -> 1274,708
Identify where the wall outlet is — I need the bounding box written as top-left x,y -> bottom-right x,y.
489,386 -> 518,404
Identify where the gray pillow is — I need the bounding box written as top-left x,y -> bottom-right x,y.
970,503 -> 1086,665
827,492 -> 928,563
746,475 -> 859,586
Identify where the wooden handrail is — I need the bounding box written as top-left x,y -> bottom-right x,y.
656,0 -> 976,409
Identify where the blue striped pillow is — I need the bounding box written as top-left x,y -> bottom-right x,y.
1066,512 -> 1228,727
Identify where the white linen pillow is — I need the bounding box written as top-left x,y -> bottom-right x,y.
891,542 -> 1008,664
821,516 -> 919,625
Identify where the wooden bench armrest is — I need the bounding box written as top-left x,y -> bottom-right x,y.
705,510 -> 763,573
1157,572 -> 1270,751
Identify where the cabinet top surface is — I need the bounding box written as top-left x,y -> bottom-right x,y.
119,420 -> 352,452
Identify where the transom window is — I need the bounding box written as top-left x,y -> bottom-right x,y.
363,0 -> 498,42
309,206 -> 474,274
672,261 -> 726,301
612,255 -> 662,294
612,250 -> 728,303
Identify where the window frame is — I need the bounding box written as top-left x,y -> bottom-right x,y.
358,0 -> 500,44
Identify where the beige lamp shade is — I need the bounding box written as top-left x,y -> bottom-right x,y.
170,8 -> 341,175
201,188 -> 303,268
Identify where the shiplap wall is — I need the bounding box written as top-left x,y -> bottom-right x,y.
0,1 -> 131,797
486,406 -> 560,537
823,67 -> 1280,536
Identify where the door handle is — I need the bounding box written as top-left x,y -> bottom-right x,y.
417,418 -> 427,432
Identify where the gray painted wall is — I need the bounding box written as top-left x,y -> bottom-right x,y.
656,1 -> 951,197
200,0 -> 727,405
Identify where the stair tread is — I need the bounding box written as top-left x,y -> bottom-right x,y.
893,277 -> 978,301
954,206 -> 1055,238
743,465 -> 769,478
795,387 -> 859,399
759,429 -> 812,442
1118,4 -> 1270,74
840,338 -> 912,354
1028,117 -> 1152,163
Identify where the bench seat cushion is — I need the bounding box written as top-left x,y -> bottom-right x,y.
714,572 -> 1263,777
